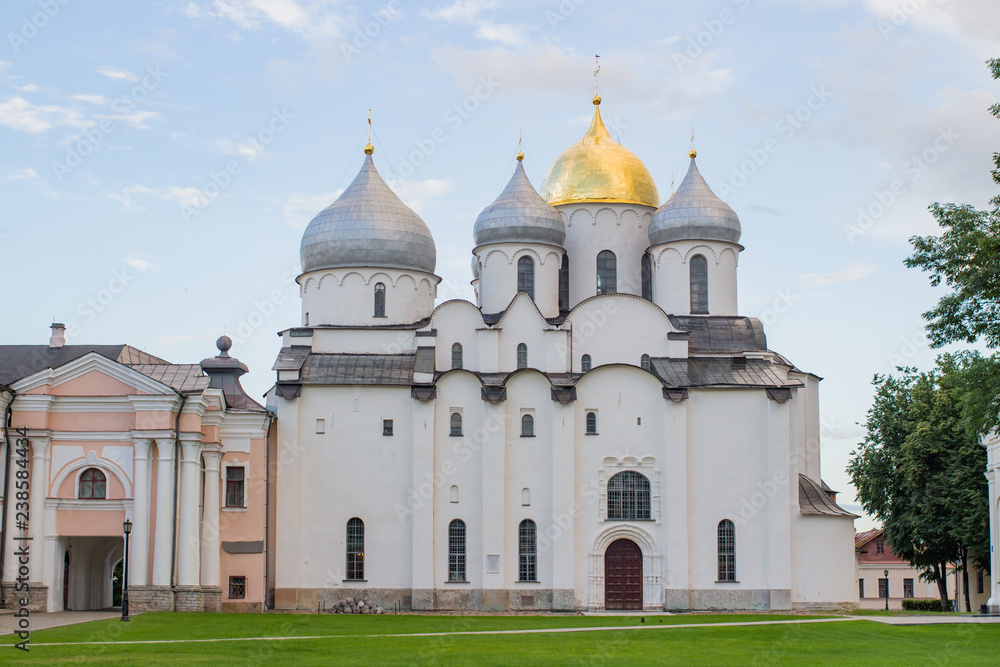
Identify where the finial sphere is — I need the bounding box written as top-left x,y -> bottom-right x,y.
592,94 -> 601,106
216,335 -> 233,354
364,143 -> 375,155
516,151 -> 524,161
689,149 -> 697,158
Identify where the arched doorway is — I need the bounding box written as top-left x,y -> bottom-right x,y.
605,538 -> 642,610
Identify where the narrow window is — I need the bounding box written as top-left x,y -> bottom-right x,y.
228,576 -> 246,599
876,539 -> 885,554
450,485 -> 460,503
346,518 -> 364,580
518,519 -> 537,582
316,418 -> 325,434
859,579 -> 865,599
383,419 -> 393,436
374,282 -> 386,317
581,354 -> 592,373
451,343 -> 463,370
516,343 -> 527,369
450,412 -> 463,437
586,411 -> 598,435
878,577 -> 888,599
226,467 -> 245,508
640,354 -> 651,371
978,570 -> 985,595
903,578 -> 914,598
641,253 -> 653,300
558,254 -> 570,311
521,488 -> 531,506
79,468 -> 107,500
596,250 -> 617,294
718,519 -> 736,581
607,471 -> 651,520
517,256 -> 535,300
690,254 -> 708,314
521,414 -> 534,437
304,312 -> 309,326
448,519 -> 466,581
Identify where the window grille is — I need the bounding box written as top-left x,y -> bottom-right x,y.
903,578 -> 914,598
558,254 -> 570,311
79,468 -> 106,499
374,282 -> 386,317
448,519 -> 466,581
718,519 -> 736,581
586,411 -> 597,435
690,255 -> 708,313
516,343 -> 527,369
517,256 -> 535,300
521,414 -> 534,437
596,250 -> 617,294
641,354 -> 651,371
383,419 -> 393,436
226,467 -> 245,507
229,576 -> 246,599
451,343 -> 463,369
641,253 -> 653,300
607,471 -> 650,520
450,412 -> 463,436
581,354 -> 592,372
859,579 -> 865,598
519,519 -> 537,582
346,518 -> 364,580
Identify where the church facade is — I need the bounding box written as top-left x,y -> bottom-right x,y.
267,96 -> 858,612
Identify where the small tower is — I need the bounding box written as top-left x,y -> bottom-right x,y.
473,151 -> 566,318
646,151 -> 742,316
298,142 -> 439,326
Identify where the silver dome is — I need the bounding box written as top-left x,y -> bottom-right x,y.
300,154 -> 437,274
648,156 -> 741,245
473,159 -> 566,247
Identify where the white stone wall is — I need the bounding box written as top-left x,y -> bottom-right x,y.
299,268 -> 437,327
649,240 -> 741,316
475,244 -> 563,318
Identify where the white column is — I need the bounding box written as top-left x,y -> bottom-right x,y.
410,397 -> 436,608
130,437 -> 153,586
986,465 -> 998,610
200,449 -> 222,588
2,433 -> 22,584
29,436 -> 51,587
152,439 -> 176,586
550,400 -> 576,610
176,438 -> 203,587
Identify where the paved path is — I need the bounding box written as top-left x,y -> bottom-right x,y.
0,610 -> 120,636
851,614 -> 1000,625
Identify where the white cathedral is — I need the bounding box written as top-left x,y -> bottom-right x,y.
267,95 -> 858,612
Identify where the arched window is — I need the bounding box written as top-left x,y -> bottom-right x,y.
558,254 -> 570,311
640,354 -> 651,372
521,488 -> 531,506
374,282 -> 386,317
607,471 -> 651,520
448,519 -> 466,581
346,518 -> 364,580
79,468 -> 106,499
690,255 -> 708,314
450,412 -> 463,437
450,485 -> 460,503
521,414 -> 534,437
517,256 -> 535,300
451,343 -> 463,370
641,253 -> 653,300
586,411 -> 598,435
596,250 -> 617,294
516,343 -> 527,369
581,354 -> 592,373
718,519 -> 736,581
518,519 -> 537,582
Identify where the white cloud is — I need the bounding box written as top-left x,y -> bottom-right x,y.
72,94 -> 111,105
0,97 -> 93,134
16,84 -> 39,93
185,0 -> 345,41
97,66 -> 140,82
386,178 -> 455,215
4,168 -> 37,180
111,185 -> 205,209
124,253 -> 161,272
422,0 -> 528,45
799,260 -> 878,290
864,0 -> 1000,52
99,109 -> 161,130
283,191 -> 340,229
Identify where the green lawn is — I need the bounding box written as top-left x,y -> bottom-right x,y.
1,612 -> 997,665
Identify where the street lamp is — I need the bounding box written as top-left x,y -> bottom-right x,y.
884,569 -> 890,611
121,519 -> 132,622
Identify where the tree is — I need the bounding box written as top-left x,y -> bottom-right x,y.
848,356 -> 990,611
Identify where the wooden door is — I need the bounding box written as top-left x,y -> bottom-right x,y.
604,539 -> 642,610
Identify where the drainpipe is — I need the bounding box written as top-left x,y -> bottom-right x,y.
0,388 -> 15,605
262,412 -> 274,609
169,395 -> 187,590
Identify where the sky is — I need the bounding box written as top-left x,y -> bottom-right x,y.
1,0 -> 998,528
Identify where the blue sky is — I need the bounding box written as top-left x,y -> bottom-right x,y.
1,0 -> 998,526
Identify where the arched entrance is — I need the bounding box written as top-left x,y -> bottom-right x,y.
604,538 -> 642,610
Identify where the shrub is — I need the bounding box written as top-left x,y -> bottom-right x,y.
902,598 -> 952,612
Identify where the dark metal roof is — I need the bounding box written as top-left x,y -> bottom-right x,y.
0,344 -> 169,386
414,347 -> 435,374
667,316 -> 767,354
799,474 -> 856,517
650,357 -> 796,389
272,346 -> 311,372
299,353 -> 415,385
129,364 -> 209,394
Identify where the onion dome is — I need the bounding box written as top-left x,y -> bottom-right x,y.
300,147 -> 437,274
648,151 -> 741,245
540,95 -> 659,208
473,152 -> 566,247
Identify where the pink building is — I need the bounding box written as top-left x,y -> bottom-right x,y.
0,324 -> 272,612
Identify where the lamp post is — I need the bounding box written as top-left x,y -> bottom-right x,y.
884,569 -> 890,611
121,519 -> 132,622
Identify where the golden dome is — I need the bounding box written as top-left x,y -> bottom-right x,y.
540,98 -> 660,208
